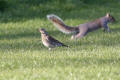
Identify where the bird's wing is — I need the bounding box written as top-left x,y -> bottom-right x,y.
46,35 -> 68,47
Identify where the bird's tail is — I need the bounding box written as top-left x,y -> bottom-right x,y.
47,14 -> 78,34
62,44 -> 69,47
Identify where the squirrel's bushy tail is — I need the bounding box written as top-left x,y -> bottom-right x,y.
47,14 -> 78,34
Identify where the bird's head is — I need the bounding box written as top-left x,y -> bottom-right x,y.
39,28 -> 48,35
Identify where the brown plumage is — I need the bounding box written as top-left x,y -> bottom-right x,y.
39,28 -> 68,50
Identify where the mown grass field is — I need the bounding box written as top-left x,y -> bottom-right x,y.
0,0 -> 120,80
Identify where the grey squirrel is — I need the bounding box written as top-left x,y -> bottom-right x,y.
47,13 -> 115,39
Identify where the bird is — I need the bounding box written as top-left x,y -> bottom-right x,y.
39,28 -> 68,50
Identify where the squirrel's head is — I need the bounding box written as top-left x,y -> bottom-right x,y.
106,13 -> 116,22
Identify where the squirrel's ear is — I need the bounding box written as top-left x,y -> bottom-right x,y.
106,13 -> 110,17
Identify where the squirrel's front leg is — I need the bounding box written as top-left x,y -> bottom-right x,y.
103,23 -> 111,32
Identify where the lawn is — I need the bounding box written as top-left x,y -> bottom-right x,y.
0,0 -> 120,80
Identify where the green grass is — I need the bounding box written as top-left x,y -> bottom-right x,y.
0,0 -> 120,80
